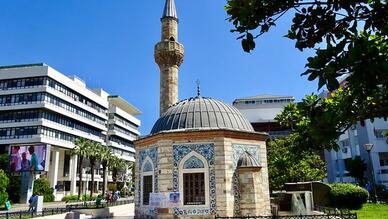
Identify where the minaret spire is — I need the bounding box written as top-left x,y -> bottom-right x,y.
155,0 -> 185,115
162,0 -> 178,20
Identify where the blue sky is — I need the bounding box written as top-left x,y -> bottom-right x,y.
0,0 -> 318,134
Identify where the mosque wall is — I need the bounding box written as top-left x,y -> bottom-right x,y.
135,133 -> 270,218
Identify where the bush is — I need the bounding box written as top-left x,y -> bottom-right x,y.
376,185 -> 388,203
61,195 -> 79,202
62,194 -> 97,202
33,178 -> 54,202
329,183 -> 368,209
0,170 -> 9,206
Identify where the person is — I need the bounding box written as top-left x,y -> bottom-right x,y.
20,152 -> 30,171
28,194 -> 38,212
28,146 -> 39,171
10,146 -> 21,172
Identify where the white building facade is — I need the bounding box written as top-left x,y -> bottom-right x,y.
325,119 -> 388,187
233,94 -> 294,138
0,63 -> 141,201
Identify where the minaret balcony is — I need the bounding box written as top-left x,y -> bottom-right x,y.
154,41 -> 185,67
155,41 -> 184,54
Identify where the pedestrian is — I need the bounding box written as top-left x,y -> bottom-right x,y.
28,194 -> 38,212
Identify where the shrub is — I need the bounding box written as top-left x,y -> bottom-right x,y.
61,195 -> 79,202
329,183 -> 368,209
33,178 -> 54,202
0,170 -> 9,206
376,185 -> 388,203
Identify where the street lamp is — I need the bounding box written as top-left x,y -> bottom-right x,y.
363,143 -> 377,203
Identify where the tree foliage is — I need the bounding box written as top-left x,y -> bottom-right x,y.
0,169 -> 9,206
226,0 -> 388,150
268,135 -> 326,190
346,156 -> 367,185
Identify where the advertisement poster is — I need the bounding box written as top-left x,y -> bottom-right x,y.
9,144 -> 49,172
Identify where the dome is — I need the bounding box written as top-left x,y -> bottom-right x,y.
237,151 -> 261,168
151,96 -> 254,134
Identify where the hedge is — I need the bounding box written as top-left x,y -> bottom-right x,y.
329,183 -> 368,209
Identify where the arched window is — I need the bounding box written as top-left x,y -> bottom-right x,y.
141,157 -> 154,206
169,36 -> 175,41
179,152 -> 209,206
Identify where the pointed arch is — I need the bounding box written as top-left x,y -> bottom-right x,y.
178,151 -> 209,207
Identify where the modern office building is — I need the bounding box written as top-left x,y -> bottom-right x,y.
322,89 -> 388,186
233,94 -> 295,138
0,63 -> 141,201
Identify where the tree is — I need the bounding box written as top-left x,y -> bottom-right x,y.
88,142 -> 103,198
109,156 -> 127,189
0,169 -> 9,206
226,1 -> 388,150
99,146 -> 113,196
268,135 -> 326,190
70,137 -> 90,200
346,156 -> 367,185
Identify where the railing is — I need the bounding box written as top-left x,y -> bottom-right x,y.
0,199 -> 133,219
215,214 -> 357,219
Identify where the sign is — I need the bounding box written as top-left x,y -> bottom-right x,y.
150,192 -> 181,208
150,193 -> 167,208
167,192 -> 180,207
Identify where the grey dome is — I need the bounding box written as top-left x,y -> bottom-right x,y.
151,96 -> 254,134
237,151 -> 261,168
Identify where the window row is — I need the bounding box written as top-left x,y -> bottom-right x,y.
234,98 -> 294,105
0,92 -> 105,125
0,126 -> 78,142
108,136 -> 135,148
109,124 -> 138,139
0,110 -> 102,137
109,113 -> 139,130
110,147 -> 135,157
0,76 -> 107,114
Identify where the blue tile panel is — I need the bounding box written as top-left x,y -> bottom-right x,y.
172,143 -> 216,216
231,144 -> 260,216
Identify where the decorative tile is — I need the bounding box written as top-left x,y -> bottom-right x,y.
143,160 -> 153,172
137,146 -> 158,217
183,156 -> 205,169
172,143 -> 217,216
231,144 -> 260,216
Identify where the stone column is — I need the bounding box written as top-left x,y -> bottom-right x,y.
70,155 -> 78,195
238,167 -> 262,216
50,149 -> 60,195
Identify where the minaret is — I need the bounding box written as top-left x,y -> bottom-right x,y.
155,0 -> 184,115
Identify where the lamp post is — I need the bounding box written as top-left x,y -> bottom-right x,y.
363,143 -> 377,203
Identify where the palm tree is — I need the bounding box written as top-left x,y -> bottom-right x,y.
88,142 -> 102,198
99,146 -> 113,196
70,137 -> 90,200
110,156 -> 126,189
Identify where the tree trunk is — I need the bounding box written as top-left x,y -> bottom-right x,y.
78,156 -> 83,200
102,162 -> 107,196
90,158 -> 95,199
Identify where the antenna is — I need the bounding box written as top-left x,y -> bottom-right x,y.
196,79 -> 201,96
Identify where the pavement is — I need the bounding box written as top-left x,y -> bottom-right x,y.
0,197 -> 134,214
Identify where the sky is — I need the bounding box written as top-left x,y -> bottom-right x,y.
0,0 -> 319,134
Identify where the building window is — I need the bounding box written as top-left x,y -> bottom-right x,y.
179,152 -> 208,207
183,173 -> 205,205
142,175 -> 152,205
141,158 -> 154,206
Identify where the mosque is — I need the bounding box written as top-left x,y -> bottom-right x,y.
134,0 -> 271,217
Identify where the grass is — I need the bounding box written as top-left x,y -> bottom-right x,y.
354,203 -> 388,219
